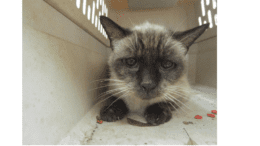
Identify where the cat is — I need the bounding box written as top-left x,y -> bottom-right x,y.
98,16 -> 209,126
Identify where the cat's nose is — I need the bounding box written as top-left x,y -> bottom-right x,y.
141,69 -> 157,92
141,81 -> 156,92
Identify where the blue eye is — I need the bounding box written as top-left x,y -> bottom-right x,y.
125,58 -> 137,66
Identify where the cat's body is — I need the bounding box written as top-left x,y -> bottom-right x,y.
99,16 -> 209,125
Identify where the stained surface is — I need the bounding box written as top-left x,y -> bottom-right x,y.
59,85 -> 217,145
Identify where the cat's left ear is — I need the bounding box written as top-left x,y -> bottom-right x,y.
100,16 -> 131,49
173,23 -> 209,53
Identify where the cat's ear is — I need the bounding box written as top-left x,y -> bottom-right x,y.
173,23 -> 209,52
100,16 -> 131,49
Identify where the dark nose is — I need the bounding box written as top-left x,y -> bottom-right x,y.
140,69 -> 157,92
141,82 -> 156,92
141,74 -> 157,92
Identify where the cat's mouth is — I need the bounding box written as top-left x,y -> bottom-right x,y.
139,89 -> 160,100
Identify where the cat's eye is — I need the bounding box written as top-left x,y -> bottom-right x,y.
161,60 -> 175,69
125,58 -> 137,67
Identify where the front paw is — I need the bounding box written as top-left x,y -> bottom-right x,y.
144,103 -> 172,125
100,99 -> 128,122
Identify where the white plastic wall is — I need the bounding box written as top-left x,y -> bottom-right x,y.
185,0 -> 217,88
23,0 -> 111,144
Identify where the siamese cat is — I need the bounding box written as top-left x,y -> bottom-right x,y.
98,16 -> 209,125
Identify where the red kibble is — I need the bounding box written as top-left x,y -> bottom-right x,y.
211,110 -> 217,114
195,115 -> 202,119
207,114 -> 215,118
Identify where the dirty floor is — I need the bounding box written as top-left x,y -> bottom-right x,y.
58,85 -> 217,145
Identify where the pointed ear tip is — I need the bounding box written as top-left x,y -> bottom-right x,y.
204,23 -> 210,28
99,16 -> 107,20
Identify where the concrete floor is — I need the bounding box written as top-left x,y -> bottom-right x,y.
59,85 -> 217,145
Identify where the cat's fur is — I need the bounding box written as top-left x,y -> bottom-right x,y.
99,16 -> 209,125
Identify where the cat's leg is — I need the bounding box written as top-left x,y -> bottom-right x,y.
100,97 -> 129,122
144,102 -> 172,125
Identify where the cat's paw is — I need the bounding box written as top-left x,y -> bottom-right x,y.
100,99 -> 129,122
144,103 -> 172,125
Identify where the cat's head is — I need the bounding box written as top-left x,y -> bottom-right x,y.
100,16 -> 209,100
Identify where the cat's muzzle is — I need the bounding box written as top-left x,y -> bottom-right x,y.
139,88 -> 159,100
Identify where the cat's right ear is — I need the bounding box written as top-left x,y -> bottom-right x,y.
100,16 -> 131,49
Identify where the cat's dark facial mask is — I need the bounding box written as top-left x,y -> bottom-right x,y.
110,31 -> 186,99
100,16 -> 209,100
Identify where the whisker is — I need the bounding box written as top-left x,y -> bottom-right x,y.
104,90 -> 130,111
94,88 -> 126,103
96,87 -> 128,100
94,88 -> 129,106
164,95 -> 181,114
97,81 -> 133,100
174,90 -> 191,96
86,83 -> 123,93
168,86 -> 192,93
165,94 -> 188,114
166,87 -> 190,99
99,86 -> 126,95
167,90 -> 190,101
162,96 -> 176,113
169,92 -> 194,110
166,93 -> 192,111
89,78 -> 124,84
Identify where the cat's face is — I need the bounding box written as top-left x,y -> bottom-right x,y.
100,16 -> 209,100
108,23 -> 187,100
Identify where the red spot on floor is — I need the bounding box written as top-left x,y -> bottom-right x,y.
207,114 -> 215,118
195,115 -> 202,119
211,110 -> 217,114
